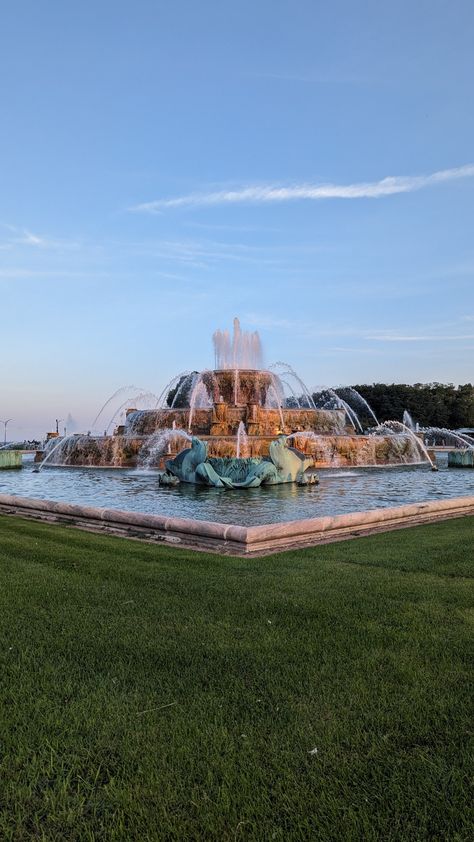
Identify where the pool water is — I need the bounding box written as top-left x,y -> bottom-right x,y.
1,454 -> 473,525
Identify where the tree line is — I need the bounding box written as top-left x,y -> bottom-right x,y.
351,383 -> 474,429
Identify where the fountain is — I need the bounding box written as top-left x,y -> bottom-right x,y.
236,421 -> 249,459
35,319 -> 435,477
403,410 -> 417,431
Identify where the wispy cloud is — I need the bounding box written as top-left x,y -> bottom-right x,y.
0,223 -> 79,250
129,164 -> 474,213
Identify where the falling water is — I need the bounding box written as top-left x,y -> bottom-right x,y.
266,373 -> 286,430
403,410 -> 416,431
35,434 -> 84,470
285,430 -> 342,466
105,392 -> 160,435
169,373 -> 193,409
234,369 -> 240,404
270,362 -> 316,409
278,376 -> 303,408
187,374 -> 213,431
315,389 -> 363,433
421,427 -> 474,449
236,421 -> 249,458
155,371 -> 191,409
92,385 -> 148,431
138,428 -> 192,469
372,421 -> 436,469
314,389 -> 363,433
337,387 -> 379,426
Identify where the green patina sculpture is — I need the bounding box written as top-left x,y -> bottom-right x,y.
161,436 -> 318,489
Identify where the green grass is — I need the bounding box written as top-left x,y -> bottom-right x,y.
0,515 -> 472,842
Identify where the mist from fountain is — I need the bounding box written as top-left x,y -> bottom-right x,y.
213,317 -> 263,370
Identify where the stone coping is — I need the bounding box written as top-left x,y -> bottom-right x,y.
0,493 -> 473,556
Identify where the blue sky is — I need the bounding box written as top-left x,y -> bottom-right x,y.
1,0 -> 473,439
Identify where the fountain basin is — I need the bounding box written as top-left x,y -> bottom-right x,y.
0,491 -> 472,556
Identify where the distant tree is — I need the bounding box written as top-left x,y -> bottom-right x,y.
450,384 -> 474,428
351,383 -> 474,428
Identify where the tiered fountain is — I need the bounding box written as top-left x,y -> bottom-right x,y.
38,319 -> 433,475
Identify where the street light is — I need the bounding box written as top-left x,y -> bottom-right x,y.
0,419 -> 12,445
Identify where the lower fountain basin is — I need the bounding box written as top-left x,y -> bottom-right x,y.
4,453 -> 473,526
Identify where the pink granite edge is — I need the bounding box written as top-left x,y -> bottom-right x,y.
244,495 -> 474,544
0,494 -> 246,543
1,493 -> 473,550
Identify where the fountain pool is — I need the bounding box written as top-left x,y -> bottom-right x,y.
3,453 -> 473,526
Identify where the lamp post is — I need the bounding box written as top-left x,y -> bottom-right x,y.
0,419 -> 12,445
55,418 -> 63,435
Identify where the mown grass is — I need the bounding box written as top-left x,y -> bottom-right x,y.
0,514 -> 472,841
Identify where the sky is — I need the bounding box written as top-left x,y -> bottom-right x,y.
1,0 -> 473,440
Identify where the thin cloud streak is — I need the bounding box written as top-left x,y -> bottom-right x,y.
130,164 -> 474,213
0,224 -> 79,251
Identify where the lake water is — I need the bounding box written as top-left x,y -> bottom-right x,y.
0,454 -> 473,525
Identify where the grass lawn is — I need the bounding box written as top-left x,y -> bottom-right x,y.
0,515 -> 473,841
